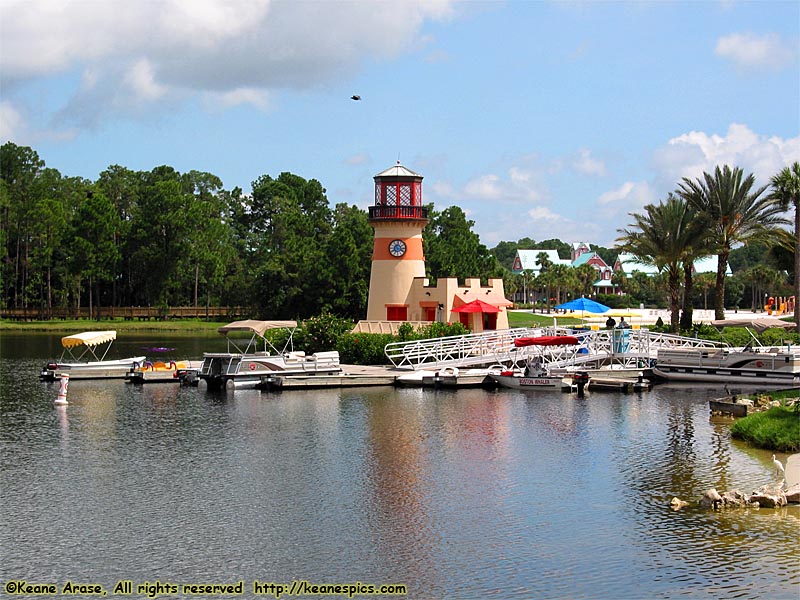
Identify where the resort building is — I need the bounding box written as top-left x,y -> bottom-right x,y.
511,243 -> 616,297
354,163 -> 511,334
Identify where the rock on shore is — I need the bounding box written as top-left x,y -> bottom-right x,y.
673,482 -> 800,510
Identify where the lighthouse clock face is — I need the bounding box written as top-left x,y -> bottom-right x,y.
388,239 -> 407,257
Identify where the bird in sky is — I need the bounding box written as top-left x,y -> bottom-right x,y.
351,95 -> 361,101
772,454 -> 785,477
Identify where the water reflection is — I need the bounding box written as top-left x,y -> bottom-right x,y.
1,336 -> 798,599
56,403 -> 69,449
365,389 -> 438,591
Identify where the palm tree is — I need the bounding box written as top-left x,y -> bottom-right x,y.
549,263 -> 575,306
769,162 -> 800,330
617,195 -> 699,332
676,165 -> 788,320
536,252 -> 553,312
574,263 -> 598,298
679,208 -> 712,330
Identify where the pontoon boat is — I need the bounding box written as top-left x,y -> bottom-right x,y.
39,331 -> 145,380
197,320 -> 341,390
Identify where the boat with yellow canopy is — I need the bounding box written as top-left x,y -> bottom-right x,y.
39,330 -> 145,381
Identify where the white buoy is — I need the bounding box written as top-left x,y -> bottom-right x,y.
54,374 -> 70,405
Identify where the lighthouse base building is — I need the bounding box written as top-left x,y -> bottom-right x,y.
354,163 -> 510,334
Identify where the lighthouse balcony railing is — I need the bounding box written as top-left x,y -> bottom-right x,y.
368,205 -> 428,220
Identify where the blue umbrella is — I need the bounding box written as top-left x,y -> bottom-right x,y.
554,297 -> 610,314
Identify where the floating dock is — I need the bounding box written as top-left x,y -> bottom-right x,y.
588,376 -> 652,392
258,365 -> 496,391
260,372 -> 397,390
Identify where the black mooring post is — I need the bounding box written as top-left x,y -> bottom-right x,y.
575,371 -> 589,397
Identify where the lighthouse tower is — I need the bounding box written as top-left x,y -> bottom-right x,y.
366,162 -> 428,322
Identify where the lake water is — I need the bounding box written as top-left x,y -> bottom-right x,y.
1,333 -> 798,599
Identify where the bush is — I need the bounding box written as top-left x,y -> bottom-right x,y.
337,333 -> 395,365
293,312 -> 355,353
417,321 -> 470,338
397,322 -> 415,341
335,321 -> 472,365
760,328 -> 800,346
691,323 -> 725,342
717,327 -> 756,348
389,320 -> 470,341
596,294 -> 628,309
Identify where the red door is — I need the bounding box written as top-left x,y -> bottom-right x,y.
387,306 -> 408,321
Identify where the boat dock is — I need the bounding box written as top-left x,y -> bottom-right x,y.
255,364 -> 652,392
259,365 -> 398,390
258,364 -> 494,391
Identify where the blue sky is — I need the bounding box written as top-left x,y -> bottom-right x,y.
1,0 -> 798,248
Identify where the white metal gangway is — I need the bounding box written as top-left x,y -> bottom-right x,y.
384,327 -> 725,371
384,327 -> 541,370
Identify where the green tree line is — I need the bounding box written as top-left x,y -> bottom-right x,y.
0,143 -> 500,320
2,143 -> 795,328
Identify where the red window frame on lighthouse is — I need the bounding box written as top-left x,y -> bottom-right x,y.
375,181 -> 422,219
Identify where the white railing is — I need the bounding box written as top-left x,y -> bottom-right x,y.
384,327 -> 725,371
384,327 -> 542,369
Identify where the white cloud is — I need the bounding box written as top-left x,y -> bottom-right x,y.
205,88 -> 271,111
715,32 -> 796,71
0,101 -> 23,141
590,181 -> 657,244
0,0 -> 272,79
0,100 -> 78,145
344,153 -> 371,167
527,206 -> 564,221
464,174 -> 504,200
0,0 -> 457,124
122,60 -> 168,103
509,167 -> 531,184
653,123 -> 800,186
572,148 -> 606,177
431,181 -> 456,199
461,169 -> 543,204
598,181 -> 655,208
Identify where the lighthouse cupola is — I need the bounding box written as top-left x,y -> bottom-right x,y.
365,162 -> 429,322
369,161 -> 428,222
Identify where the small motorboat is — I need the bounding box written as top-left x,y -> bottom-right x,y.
490,335 -> 581,390
39,330 -> 145,381
489,360 -> 568,390
125,359 -> 204,384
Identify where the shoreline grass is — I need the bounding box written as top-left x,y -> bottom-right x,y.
507,311 -> 581,328
4,312 -> 583,331
730,400 -> 800,453
0,319 -> 227,332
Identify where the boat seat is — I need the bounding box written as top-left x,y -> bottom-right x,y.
284,351 -> 307,364
311,351 -> 340,363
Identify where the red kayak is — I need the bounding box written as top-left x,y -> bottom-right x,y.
514,335 -> 580,347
